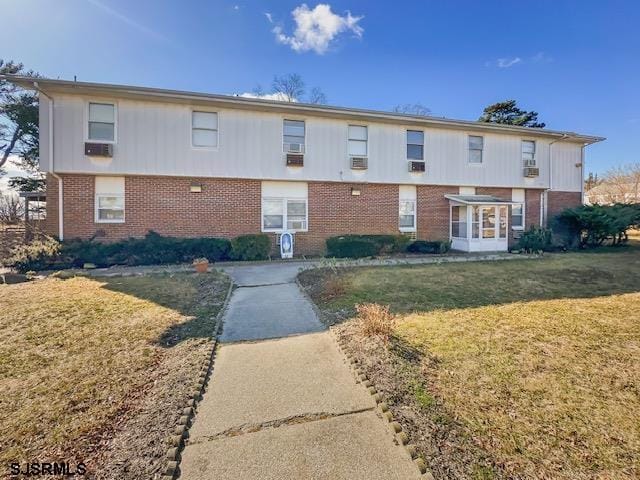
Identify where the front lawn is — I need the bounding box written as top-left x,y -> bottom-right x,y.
0,271 -> 230,478
299,247 -> 640,479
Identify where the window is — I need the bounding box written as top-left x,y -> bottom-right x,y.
512,203 -> 524,229
468,136 -> 483,164
399,200 -> 416,230
283,120 -> 305,152
451,205 -> 467,238
95,177 -> 124,223
522,140 -> 536,167
192,111 -> 218,147
88,103 -> 115,142
471,206 -> 480,238
348,125 -> 368,157
498,206 -> 508,239
262,198 -> 308,232
407,130 -> 424,160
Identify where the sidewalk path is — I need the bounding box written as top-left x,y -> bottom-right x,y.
179,263 -> 422,479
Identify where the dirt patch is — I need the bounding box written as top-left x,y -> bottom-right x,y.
333,321 -> 502,480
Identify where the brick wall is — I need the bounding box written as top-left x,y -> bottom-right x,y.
56,174 -> 261,241
48,174 -> 577,256
416,185 -> 459,240
547,191 -> 582,222
294,182 -> 400,254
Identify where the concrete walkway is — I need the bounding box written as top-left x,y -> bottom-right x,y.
179,263 -> 422,479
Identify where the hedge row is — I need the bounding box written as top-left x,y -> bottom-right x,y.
6,232 -> 271,273
325,234 -> 450,258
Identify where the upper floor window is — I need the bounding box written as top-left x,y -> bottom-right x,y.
348,125 -> 368,157
192,111 -> 218,148
283,120 -> 305,153
468,135 -> 483,164
88,103 -> 115,142
522,140 -> 536,167
407,130 -> 424,160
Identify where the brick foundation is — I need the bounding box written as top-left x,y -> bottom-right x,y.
44,174 -> 577,256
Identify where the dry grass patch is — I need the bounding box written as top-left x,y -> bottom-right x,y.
301,246 -> 640,479
0,272 -> 230,477
397,294 -> 640,479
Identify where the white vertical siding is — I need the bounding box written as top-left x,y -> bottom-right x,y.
46,93 -> 584,191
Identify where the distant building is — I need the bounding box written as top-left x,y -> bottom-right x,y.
585,182 -> 640,205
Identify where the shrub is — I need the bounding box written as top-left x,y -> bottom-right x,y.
357,303 -> 396,342
553,203 -> 640,248
61,232 -> 232,268
325,234 -> 410,258
230,234 -> 271,261
517,226 -> 552,253
407,240 -> 451,254
6,236 -> 61,272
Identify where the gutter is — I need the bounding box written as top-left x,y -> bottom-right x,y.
32,81 -> 64,240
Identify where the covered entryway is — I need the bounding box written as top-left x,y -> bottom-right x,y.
445,194 -> 516,252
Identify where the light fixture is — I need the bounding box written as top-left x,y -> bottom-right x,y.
351,187 -> 361,196
190,183 -> 202,193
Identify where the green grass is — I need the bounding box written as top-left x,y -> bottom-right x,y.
300,245 -> 640,479
0,272 -> 230,468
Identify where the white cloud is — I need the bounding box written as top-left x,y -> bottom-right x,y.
271,3 -> 363,54
496,57 -> 522,68
265,12 -> 273,23
0,156 -> 29,195
238,92 -> 297,102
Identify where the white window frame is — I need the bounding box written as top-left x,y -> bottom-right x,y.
406,130 -> 424,160
399,199 -> 416,232
283,119 -> 306,153
348,125 -> 368,157
86,101 -> 117,144
95,193 -> 125,224
468,135 -> 483,164
191,110 -> 219,149
261,197 -> 308,233
522,140 -> 536,167
511,203 -> 525,230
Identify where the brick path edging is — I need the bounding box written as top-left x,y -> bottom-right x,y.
161,278 -> 234,479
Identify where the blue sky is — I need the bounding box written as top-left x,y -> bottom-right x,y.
1,0 -> 639,175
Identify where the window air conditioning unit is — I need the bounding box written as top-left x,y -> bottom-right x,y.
350,156 -> 368,170
408,160 -> 426,173
288,220 -> 306,230
286,154 -> 304,167
286,143 -> 304,153
85,142 -> 113,157
523,167 -> 540,177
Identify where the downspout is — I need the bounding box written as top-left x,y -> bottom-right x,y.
545,133 -> 570,226
33,82 -> 63,240
580,143 -> 586,204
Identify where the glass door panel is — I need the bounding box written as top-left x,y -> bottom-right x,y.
481,207 -> 496,239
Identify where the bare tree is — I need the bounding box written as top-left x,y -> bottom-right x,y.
393,103 -> 431,116
272,73 -> 305,102
0,194 -> 24,224
308,87 -> 327,105
251,73 -> 327,104
599,163 -> 640,204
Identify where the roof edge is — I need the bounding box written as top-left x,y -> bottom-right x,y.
2,75 -> 605,144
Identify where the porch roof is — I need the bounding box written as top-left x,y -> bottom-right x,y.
444,194 -> 518,205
